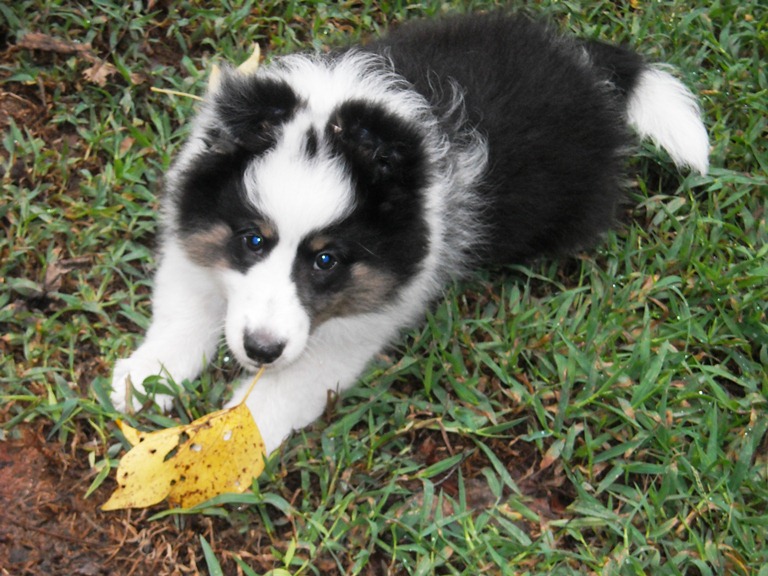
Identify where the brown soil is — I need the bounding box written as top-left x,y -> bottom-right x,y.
0,424 -> 220,575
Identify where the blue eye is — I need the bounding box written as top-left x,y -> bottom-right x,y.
243,233 -> 264,252
314,252 -> 337,271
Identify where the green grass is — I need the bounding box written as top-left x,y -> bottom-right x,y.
1,0 -> 767,574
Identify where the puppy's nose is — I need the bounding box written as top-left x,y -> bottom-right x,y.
243,331 -> 286,365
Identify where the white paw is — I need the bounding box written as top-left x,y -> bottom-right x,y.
110,356 -> 175,413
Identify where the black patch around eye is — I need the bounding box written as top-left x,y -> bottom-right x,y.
292,240 -> 352,313
227,227 -> 276,272
291,235 -> 406,328
173,142 -> 279,273
214,72 -> 300,155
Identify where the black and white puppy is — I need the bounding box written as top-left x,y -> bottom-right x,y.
111,13 -> 709,454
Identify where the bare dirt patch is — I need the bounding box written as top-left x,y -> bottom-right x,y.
0,423 -> 271,575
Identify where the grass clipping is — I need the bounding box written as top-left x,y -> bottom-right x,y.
102,369 -> 266,511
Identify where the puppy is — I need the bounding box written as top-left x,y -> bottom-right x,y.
111,13 -> 709,454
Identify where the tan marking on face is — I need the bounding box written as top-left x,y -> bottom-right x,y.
312,263 -> 398,326
307,236 -> 331,253
183,224 -> 231,268
258,220 -> 277,240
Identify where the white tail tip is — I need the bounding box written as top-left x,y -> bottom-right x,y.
627,66 -> 710,175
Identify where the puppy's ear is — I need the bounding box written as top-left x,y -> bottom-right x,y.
328,101 -> 424,186
213,69 -> 300,155
201,127 -> 240,156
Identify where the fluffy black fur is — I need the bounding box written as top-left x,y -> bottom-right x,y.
365,13 -> 646,264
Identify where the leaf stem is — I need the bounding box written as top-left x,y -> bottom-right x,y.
239,366 -> 266,405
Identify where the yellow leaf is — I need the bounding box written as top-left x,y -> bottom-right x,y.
236,44 -> 261,75
207,44 -> 260,93
117,418 -> 141,446
103,371 -> 266,510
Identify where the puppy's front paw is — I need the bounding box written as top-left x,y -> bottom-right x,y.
110,357 -> 174,413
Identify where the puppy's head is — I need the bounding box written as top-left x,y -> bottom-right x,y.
168,55 -> 431,370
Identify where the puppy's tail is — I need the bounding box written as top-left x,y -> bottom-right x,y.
625,66 -> 710,175
585,41 -> 709,175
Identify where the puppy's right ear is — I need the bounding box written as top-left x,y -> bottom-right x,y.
212,70 -> 300,155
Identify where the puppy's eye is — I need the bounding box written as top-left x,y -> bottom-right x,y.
243,233 -> 264,252
314,252 -> 337,271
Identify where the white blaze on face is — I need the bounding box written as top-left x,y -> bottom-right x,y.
246,112 -> 353,239
221,110 -> 355,369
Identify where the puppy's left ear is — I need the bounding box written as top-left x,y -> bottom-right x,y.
329,101 -> 425,186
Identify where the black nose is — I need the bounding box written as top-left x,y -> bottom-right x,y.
243,331 -> 286,365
